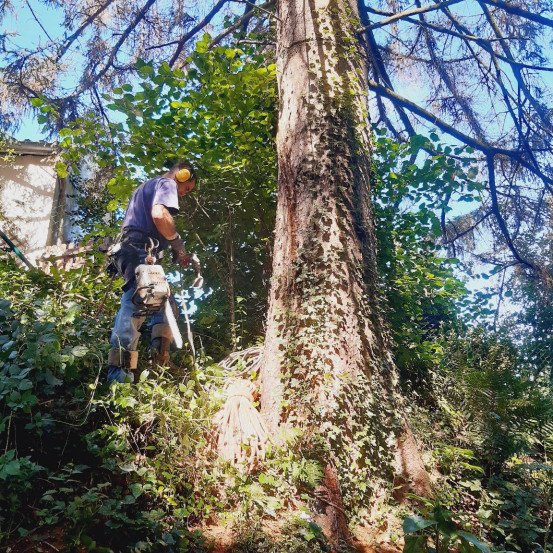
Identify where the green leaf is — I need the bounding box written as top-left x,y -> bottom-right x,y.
55,161 -> 69,178
129,483 -> 143,498
403,515 -> 437,534
458,531 -> 490,553
196,33 -> 211,53
139,370 -> 149,382
71,345 -> 88,357
1,460 -> 21,478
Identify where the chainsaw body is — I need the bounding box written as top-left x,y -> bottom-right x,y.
131,263 -> 184,349
132,263 -> 170,313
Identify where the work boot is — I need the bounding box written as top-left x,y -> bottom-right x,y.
107,366 -> 134,383
150,338 -> 171,366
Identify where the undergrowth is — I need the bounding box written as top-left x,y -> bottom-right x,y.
0,254 -> 335,551
1,248 -> 552,552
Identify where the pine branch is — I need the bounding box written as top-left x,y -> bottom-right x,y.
209,0 -> 275,48
358,0 -> 416,136
57,0 -> 116,61
168,0 -> 228,66
480,0 -> 553,29
77,0 -> 156,95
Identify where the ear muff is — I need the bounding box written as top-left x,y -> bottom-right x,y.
175,168 -> 192,183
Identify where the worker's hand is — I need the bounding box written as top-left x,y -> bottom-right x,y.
173,249 -> 192,268
168,235 -> 190,268
168,235 -> 185,253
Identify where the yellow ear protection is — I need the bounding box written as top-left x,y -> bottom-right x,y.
175,168 -> 192,183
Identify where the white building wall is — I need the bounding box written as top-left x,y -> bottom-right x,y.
0,153 -> 62,263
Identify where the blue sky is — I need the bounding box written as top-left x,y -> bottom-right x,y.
3,1 -> 64,139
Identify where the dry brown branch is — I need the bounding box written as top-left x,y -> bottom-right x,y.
217,345 -> 263,375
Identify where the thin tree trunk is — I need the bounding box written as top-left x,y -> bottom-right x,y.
259,0 -> 431,542
226,207 -> 237,349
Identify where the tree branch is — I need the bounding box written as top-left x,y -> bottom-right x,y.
444,209 -> 493,245
368,79 -> 553,192
414,0 -> 486,141
169,0 -> 228,66
477,0 -> 553,129
209,1 -> 274,48
358,0 -> 416,136
481,0 -> 553,29
441,6 -> 548,181
395,13 -> 553,72
24,0 -> 54,42
57,0 -> 116,61
78,0 -> 156,94
357,0 -> 464,33
487,153 -> 536,270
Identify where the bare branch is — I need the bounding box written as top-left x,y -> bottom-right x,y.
24,0 -> 54,43
169,0 -> 228,66
394,13 -> 553,72
487,154 -> 536,270
481,0 -> 553,29
357,0 -> 464,33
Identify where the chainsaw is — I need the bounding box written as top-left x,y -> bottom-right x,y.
131,243 -> 203,351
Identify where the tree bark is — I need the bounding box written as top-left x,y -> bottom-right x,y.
259,0 -> 431,542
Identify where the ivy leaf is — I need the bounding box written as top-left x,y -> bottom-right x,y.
129,483 -> 143,498
71,345 -> 88,357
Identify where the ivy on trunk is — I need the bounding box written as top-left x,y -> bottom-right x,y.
260,0 -> 431,542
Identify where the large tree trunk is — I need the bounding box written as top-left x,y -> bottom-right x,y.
259,0 -> 431,543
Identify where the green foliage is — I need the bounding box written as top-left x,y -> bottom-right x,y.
0,252 -> 328,550
230,517 -> 331,553
372,130 -> 475,392
411,328 -> 553,552
403,500 -> 490,553
59,42 -> 277,355
6,43 -> 552,552
0,253 -> 212,550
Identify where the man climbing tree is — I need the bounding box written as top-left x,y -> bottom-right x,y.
107,161 -> 197,383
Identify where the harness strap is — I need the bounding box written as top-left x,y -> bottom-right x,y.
108,347 -> 139,370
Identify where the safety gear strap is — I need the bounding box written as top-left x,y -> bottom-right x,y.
108,347 -> 139,370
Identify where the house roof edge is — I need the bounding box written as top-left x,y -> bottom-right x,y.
1,140 -> 57,156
